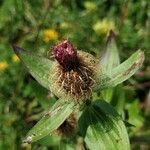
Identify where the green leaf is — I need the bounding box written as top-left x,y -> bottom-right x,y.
0,0 -> 15,29
127,100 -> 144,133
110,85 -> 125,115
79,100 -> 130,150
101,85 -> 125,116
23,100 -> 75,143
100,30 -> 120,75
99,50 -> 144,90
37,135 -> 61,146
12,46 -> 54,90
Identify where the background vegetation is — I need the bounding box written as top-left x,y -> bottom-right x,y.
0,0 -> 149,149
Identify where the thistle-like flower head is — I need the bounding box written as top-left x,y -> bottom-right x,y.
50,40 -> 99,103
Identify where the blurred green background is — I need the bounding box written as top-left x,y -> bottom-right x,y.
0,0 -> 149,149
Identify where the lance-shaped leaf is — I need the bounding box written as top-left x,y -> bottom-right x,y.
12,45 -> 54,90
98,50 -> 144,90
100,30 -> 120,75
23,100 -> 75,143
99,30 -> 120,104
79,100 -> 130,150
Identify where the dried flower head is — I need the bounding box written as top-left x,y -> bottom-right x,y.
49,40 -> 99,103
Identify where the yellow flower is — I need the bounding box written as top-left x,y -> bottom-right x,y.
12,54 -> 20,63
43,28 -> 58,42
93,19 -> 115,35
60,22 -> 71,29
0,61 -> 8,71
84,1 -> 97,11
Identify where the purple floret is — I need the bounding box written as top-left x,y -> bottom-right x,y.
53,40 -> 79,70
